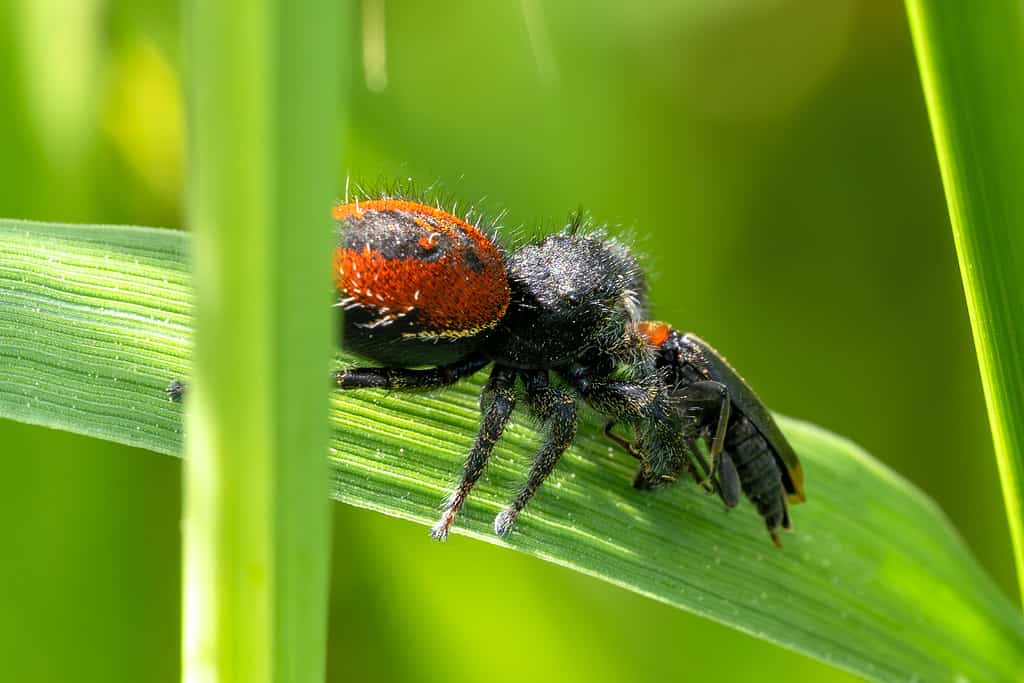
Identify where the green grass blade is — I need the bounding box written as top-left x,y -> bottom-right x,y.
2,220 -> 1024,682
906,1 -> 1024,606
183,0 -> 339,679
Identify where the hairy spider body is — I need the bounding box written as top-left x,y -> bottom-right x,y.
330,198 -> 804,543
333,199 -> 691,540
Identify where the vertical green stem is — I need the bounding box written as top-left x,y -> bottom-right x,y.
906,2 -> 1024,605
182,0 -> 343,680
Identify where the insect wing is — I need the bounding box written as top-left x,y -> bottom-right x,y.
682,334 -> 806,503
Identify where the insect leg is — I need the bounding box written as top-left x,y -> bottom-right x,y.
430,364 -> 517,541
335,353 -> 489,390
675,379 -> 738,502
677,380 -> 731,465
603,421 -> 642,460
494,370 -> 577,535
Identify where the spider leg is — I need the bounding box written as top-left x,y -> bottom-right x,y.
494,370 -> 578,536
167,353 -> 489,402
429,364 -> 517,541
335,353 -> 489,390
561,369 -> 693,489
568,375 -> 660,421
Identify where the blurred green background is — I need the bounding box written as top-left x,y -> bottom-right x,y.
0,1 -> 1010,681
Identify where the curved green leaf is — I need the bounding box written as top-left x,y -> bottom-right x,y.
2,220 -> 1022,682
907,0 -> 1024,607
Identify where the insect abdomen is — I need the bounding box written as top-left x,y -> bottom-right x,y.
726,416 -> 790,532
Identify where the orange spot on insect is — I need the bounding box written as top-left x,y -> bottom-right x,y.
418,234 -> 438,251
637,321 -> 672,348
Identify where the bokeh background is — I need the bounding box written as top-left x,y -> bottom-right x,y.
0,1 -> 1012,681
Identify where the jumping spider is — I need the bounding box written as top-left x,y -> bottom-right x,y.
331,199 -> 805,544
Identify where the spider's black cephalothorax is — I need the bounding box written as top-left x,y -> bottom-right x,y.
331,198 -> 805,544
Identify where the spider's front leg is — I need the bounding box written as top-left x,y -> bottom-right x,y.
561,366 -> 693,490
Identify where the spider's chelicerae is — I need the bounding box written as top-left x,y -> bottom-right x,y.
331,198 -> 806,545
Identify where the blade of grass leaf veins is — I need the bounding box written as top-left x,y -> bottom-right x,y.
906,0 -> 1024,608
1,220 -> 1023,682
182,0 -> 340,679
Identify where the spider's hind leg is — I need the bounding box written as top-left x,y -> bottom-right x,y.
334,353 -> 489,390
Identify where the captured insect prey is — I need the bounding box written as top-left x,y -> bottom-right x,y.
169,192 -> 806,543
329,194 -> 807,544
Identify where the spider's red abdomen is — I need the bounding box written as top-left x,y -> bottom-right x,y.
334,199 -> 510,365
